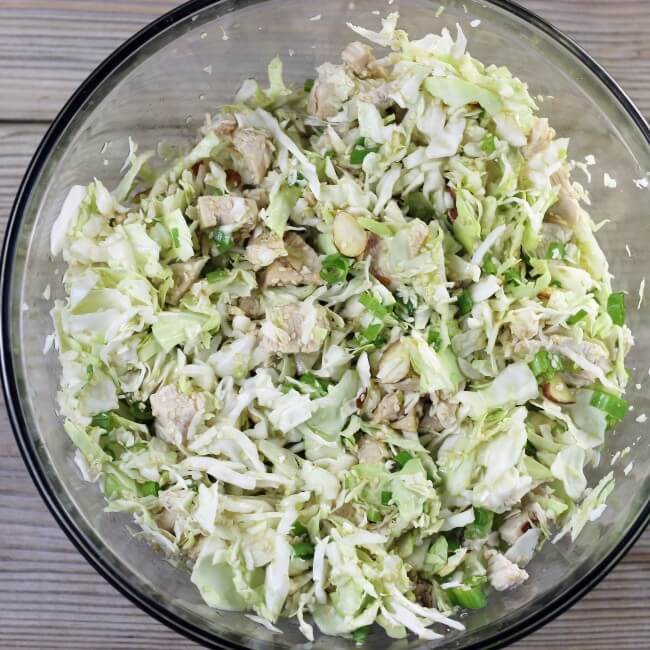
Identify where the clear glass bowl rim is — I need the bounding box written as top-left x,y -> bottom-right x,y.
1,0 -> 648,648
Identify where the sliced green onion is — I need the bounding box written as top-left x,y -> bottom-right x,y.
394,451 -> 413,469
504,268 -> 522,285
393,296 -> 416,321
483,256 -> 498,275
480,133 -> 496,153
359,292 -> 390,319
567,309 -> 588,325
404,191 -> 434,221
303,78 -> 315,92
320,254 -> 351,284
358,323 -> 384,344
367,507 -> 381,523
212,228 -> 234,253
206,269 -> 229,283
299,372 -> 330,396
140,481 -> 159,497
530,350 -> 552,377
350,626 -> 370,645
546,241 -> 566,260
207,186 -> 224,196
104,474 -> 121,499
427,329 -> 442,350
104,441 -> 126,461
170,227 -> 181,248
590,389 -> 629,421
124,400 -> 153,423
607,292 -> 625,326
86,364 -> 94,380
350,138 -> 379,165
381,491 -> 392,506
448,585 -> 487,609
464,507 -> 494,540
292,542 -> 315,559
292,521 -> 308,537
91,412 -> 112,431
457,291 -> 473,315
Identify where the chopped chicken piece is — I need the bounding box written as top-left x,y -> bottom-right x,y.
357,80 -> 401,110
245,230 -> 287,269
150,385 -> 205,447
366,234 -> 392,287
414,580 -> 434,609
243,186 -> 269,209
341,41 -> 385,79
408,220 -> 430,257
197,195 -> 258,235
237,295 -> 265,319
550,334 -> 611,376
307,62 -> 355,119
357,435 -> 387,464
232,128 -> 274,184
261,303 -> 329,354
523,117 -> 556,159
260,232 -> 322,288
372,391 -> 403,424
486,550 -> 529,591
166,256 -> 208,306
393,408 -> 420,433
214,115 -> 237,136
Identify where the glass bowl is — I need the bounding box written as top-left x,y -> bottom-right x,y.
1,0 -> 649,648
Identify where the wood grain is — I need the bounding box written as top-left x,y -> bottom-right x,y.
0,1 -> 648,649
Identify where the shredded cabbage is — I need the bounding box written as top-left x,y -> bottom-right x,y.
49,12 -> 632,644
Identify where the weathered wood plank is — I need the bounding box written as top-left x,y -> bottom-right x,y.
1,0 -> 650,121
0,1 -> 649,648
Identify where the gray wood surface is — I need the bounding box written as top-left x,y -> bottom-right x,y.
0,1 -> 648,648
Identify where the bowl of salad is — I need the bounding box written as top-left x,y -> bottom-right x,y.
2,0 -> 649,648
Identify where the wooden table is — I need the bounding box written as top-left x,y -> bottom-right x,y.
0,1 -> 648,648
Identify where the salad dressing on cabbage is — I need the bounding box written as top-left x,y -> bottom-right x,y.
50,13 -> 632,643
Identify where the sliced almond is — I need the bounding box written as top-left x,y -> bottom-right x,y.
377,342 -> 411,384
333,210 -> 368,257
542,377 -> 575,404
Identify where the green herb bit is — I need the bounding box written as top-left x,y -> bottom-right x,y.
590,389 -> 628,421
566,309 -> 588,325
394,451 -> 413,469
140,481 -> 160,497
457,291 -> 473,315
91,412 -> 112,431
212,228 -> 234,253
359,292 -> 390,319
607,291 -> 625,326
292,541 -> 315,559
320,254 -> 351,284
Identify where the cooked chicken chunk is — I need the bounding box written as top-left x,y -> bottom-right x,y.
243,186 -> 269,209
523,117 -> 555,159
357,435 -> 387,464
366,234 -> 392,287
238,295 -> 265,319
341,41 -> 385,79
260,232 -> 322,288
166,256 -> 208,306
197,195 -> 258,235
261,303 -> 328,354
307,63 -> 355,119
150,385 -> 205,447
486,550 -> 529,592
232,128 -> 274,184
245,230 -> 287,269
372,391 -> 403,424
